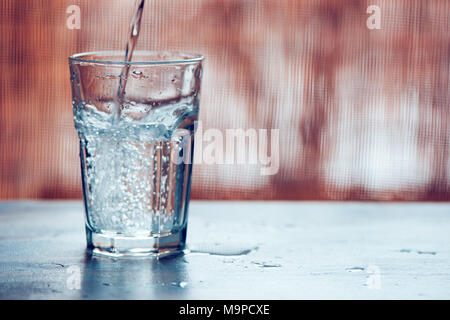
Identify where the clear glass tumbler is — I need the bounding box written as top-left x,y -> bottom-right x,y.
69,51 -> 203,257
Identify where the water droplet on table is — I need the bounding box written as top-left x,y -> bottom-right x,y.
346,267 -> 365,272
171,281 -> 188,288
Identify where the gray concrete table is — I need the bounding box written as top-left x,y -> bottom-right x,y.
0,201 -> 449,299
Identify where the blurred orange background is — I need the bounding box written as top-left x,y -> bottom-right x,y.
0,0 -> 449,200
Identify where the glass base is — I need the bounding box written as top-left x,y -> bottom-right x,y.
85,226 -> 187,258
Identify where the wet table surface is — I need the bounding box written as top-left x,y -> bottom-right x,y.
0,201 -> 449,299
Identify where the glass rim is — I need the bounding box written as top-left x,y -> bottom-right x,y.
69,50 -> 204,66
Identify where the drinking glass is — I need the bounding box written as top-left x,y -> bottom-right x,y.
69,51 -> 203,257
